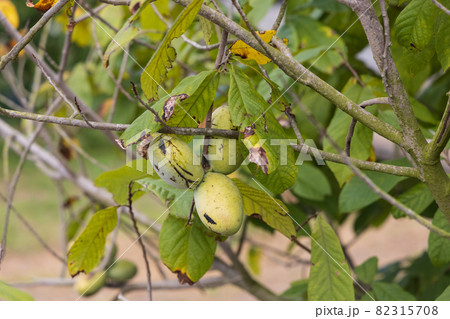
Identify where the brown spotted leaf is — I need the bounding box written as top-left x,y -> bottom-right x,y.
162,93 -> 189,121
159,215 -> 217,284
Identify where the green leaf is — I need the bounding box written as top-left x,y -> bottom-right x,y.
372,282 -> 416,301
354,257 -> 378,285
292,164 -> 332,201
390,183 -> 434,218
436,285 -> 450,301
119,71 -> 219,147
395,0 -> 437,50
140,0 -> 203,100
308,214 -> 355,301
159,215 -> 217,283
232,179 -> 296,238
0,280 -> 34,301
410,97 -> 439,125
229,64 -> 283,174
137,177 -> 193,219
103,0 -> 151,67
94,159 -> 154,205
339,159 -> 409,213
150,70 -> 219,138
289,15 -> 347,74
199,16 -> 213,45
233,56 -> 290,111
67,207 -> 118,277
436,11 -> 450,71
281,279 -> 308,301
428,210 -> 450,267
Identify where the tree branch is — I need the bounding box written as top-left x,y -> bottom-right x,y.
287,96 -> 450,239
0,105 -> 241,138
172,0 -> 404,147
431,0 -> 450,15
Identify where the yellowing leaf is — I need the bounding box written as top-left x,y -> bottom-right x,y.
26,0 -> 59,12
230,30 -> 275,65
0,0 -> 19,29
67,207 -> 118,277
232,179 -> 296,239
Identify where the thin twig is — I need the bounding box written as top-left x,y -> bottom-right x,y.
74,97 -> 94,128
32,55 -> 79,115
236,216 -> 248,257
338,49 -> 364,87
99,0 -> 131,5
291,237 -> 311,254
271,0 -> 288,31
431,0 -> 450,15
231,0 -> 275,62
130,82 -> 172,130
295,213 -> 317,233
127,182 -> 153,301
57,3 -> 78,83
345,97 -> 390,156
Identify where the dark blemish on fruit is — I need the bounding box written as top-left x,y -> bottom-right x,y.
204,213 -> 216,224
158,139 -> 166,155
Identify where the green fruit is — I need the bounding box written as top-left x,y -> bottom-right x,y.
107,260 -> 137,285
208,106 -> 244,174
149,135 -> 204,189
194,172 -> 244,236
104,243 -> 118,268
74,271 -> 107,296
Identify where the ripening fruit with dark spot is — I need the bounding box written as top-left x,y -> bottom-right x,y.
194,172 -> 244,236
74,271 -> 107,296
208,106 -> 244,175
148,135 -> 204,189
106,260 -> 137,285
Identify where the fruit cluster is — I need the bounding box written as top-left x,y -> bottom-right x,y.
148,106 -> 245,236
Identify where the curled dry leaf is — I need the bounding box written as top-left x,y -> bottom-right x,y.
26,0 -> 59,13
243,126 -> 255,138
161,93 -> 189,122
137,135 -> 153,159
248,144 -> 269,174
